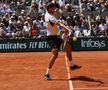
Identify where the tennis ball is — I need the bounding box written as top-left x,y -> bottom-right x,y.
73,37 -> 77,41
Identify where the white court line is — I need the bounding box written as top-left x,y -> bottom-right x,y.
74,87 -> 108,90
64,57 -> 108,90
65,56 -> 74,90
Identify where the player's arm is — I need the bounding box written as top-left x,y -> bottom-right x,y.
57,21 -> 74,37
57,21 -> 70,32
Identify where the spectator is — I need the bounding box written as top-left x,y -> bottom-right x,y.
31,22 -> 39,38
82,29 -> 91,37
91,23 -> 100,36
12,13 -> 18,21
64,3 -> 72,16
26,16 -> 32,27
98,20 -> 108,36
38,1 -> 45,15
1,16 -> 9,27
0,23 -> 6,39
3,13 -> 10,21
22,21 -> 31,38
15,20 -> 23,38
9,16 -> 16,27
28,1 -> 38,20
105,15 -> 108,24
6,22 -> 16,39
17,16 -> 24,22
38,14 -> 46,30
10,1 -> 16,11
73,12 -> 82,27
73,22 -> 82,37
58,0 -> 65,15
86,0 -> 95,11
66,16 -> 74,36
17,0 -> 25,15
89,13 -> 96,25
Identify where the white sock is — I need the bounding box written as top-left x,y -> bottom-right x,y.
65,56 -> 75,66
46,68 -> 50,74
70,61 -> 75,66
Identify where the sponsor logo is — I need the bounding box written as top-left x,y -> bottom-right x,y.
81,39 -> 106,48
0,42 -> 27,49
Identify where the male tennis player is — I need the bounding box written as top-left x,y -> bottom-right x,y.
44,2 -> 81,80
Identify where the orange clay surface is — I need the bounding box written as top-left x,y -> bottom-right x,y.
0,51 -> 108,90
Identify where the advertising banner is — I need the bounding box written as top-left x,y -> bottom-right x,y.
0,37 -> 108,52
72,37 -> 108,51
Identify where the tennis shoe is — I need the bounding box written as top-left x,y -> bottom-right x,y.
44,74 -> 52,80
70,64 -> 81,70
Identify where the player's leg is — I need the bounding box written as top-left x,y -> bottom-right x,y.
45,48 -> 58,80
48,49 -> 59,69
65,43 -> 73,64
65,43 -> 81,70
44,35 -> 62,80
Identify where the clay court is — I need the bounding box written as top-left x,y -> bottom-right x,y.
0,51 -> 108,90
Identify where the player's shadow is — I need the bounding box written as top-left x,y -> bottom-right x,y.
70,76 -> 104,84
52,76 -> 104,84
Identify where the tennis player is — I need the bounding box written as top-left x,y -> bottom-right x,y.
44,2 -> 81,80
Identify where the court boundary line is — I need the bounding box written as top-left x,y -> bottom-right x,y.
64,56 -> 108,90
73,57 -> 108,60
74,87 -> 108,90
65,56 -> 73,90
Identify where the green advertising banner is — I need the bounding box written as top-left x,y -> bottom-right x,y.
0,37 -> 108,52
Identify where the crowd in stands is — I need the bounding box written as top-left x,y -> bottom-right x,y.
0,0 -> 108,39
81,0 -> 108,12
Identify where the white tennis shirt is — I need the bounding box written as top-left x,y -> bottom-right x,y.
45,11 -> 59,36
